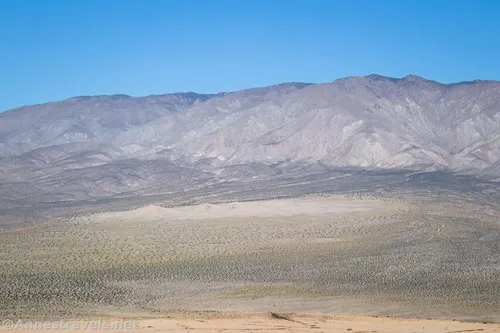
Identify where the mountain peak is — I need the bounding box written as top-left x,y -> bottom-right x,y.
366,74 -> 396,81
366,73 -> 427,82
402,74 -> 427,82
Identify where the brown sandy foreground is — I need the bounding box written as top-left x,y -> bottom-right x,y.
1,313 -> 499,333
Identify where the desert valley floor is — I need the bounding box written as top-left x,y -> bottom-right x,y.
1,194 -> 499,328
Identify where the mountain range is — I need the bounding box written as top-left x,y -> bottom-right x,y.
1,74 -> 499,227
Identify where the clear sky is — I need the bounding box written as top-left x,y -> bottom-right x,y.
1,0 -> 499,111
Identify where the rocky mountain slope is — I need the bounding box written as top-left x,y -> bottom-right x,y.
115,75 -> 499,177
0,74 -> 499,223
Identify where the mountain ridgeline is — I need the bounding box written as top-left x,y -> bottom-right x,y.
0,74 -> 499,225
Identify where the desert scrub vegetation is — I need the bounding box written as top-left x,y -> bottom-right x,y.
0,196 -> 499,319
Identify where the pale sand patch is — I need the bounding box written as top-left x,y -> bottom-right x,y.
1,313 -> 498,333
95,196 -> 400,222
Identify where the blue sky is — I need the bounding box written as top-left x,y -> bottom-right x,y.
1,0 -> 499,111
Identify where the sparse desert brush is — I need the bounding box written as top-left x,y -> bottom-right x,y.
0,196 -> 499,318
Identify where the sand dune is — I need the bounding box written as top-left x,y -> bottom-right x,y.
95,195 -> 393,221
